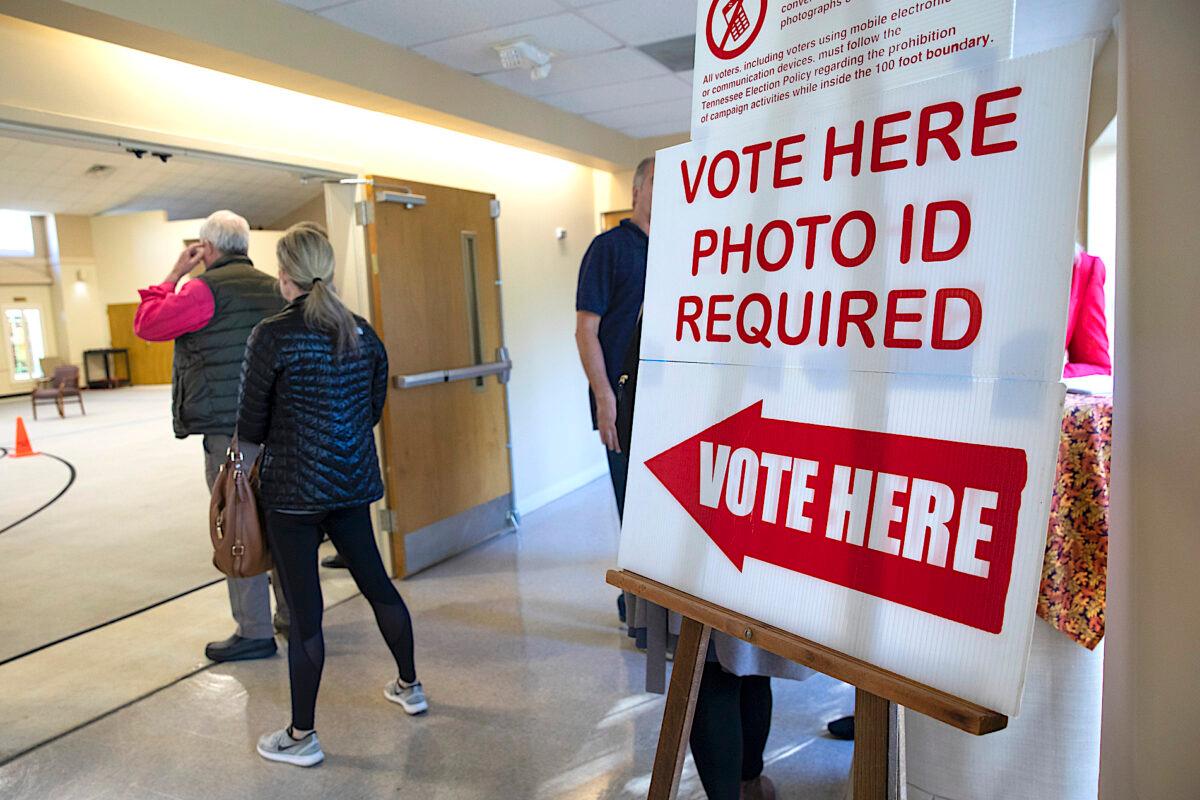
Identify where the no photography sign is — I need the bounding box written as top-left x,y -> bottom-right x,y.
706,0 -> 769,60
619,35 -> 1094,715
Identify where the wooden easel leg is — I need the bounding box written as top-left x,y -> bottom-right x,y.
851,689 -> 906,799
647,616 -> 710,800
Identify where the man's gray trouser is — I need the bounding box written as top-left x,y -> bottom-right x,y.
203,434 -> 288,640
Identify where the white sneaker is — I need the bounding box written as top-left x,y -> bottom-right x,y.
257,728 -> 324,767
384,679 -> 428,715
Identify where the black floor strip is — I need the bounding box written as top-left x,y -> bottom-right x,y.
0,451 -> 78,535
0,587 -> 365,767
0,577 -> 225,668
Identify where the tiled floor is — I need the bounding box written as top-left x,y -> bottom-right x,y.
0,478 -> 853,799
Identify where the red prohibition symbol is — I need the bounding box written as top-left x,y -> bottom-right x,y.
706,0 -> 767,60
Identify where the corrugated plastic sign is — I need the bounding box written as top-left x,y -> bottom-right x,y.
618,39 -> 1093,716
692,0 -> 1014,138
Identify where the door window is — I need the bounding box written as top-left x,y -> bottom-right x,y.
5,307 -> 46,381
460,232 -> 485,390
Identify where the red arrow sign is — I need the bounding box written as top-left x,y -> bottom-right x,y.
644,402 -> 1029,633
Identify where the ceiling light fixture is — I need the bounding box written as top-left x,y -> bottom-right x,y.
493,39 -> 553,81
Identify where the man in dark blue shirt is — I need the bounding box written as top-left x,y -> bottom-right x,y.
575,156 -> 654,519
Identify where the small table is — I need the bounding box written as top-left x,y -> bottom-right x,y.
83,348 -> 131,389
906,392 -> 1113,800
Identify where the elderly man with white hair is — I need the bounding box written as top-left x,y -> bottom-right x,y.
135,209 -> 289,663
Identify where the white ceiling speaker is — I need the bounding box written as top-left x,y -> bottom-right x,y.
493,39 -> 553,81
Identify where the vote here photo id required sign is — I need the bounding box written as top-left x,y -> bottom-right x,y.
618,40 -> 1093,716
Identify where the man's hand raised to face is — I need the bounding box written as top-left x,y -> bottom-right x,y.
168,243 -> 206,284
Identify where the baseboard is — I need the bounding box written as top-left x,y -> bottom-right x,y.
516,459 -> 610,516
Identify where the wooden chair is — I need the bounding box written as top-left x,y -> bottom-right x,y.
31,365 -> 86,419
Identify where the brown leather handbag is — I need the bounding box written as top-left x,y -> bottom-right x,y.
209,435 -> 272,578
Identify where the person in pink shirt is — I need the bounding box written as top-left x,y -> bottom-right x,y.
1064,250 -> 1113,378
135,210 -> 289,663
133,246 -> 217,340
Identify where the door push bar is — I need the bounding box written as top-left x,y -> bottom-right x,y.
394,347 -> 512,390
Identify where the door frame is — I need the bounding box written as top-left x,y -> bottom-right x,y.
358,175 -> 519,578
2,300 -> 50,386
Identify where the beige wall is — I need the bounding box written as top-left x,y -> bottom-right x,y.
88,211 -> 284,309
1101,3 -> 1200,799
0,0 -> 680,171
594,169 -> 635,224
266,194 -> 326,231
44,214 -> 107,370
0,17 -> 610,513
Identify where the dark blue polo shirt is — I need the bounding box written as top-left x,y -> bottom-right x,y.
576,219 -> 648,420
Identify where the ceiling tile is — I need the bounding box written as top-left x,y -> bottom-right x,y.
638,34 -> 695,72
319,0 -> 564,48
483,47 -> 668,97
622,120 -> 692,139
0,133 -> 322,222
585,97 -> 691,130
413,13 -> 620,76
579,0 -> 699,47
540,74 -> 689,115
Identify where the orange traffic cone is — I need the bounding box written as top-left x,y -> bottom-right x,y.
12,416 -> 37,458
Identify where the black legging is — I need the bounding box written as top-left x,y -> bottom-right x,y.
266,505 -> 416,731
689,661 -> 773,800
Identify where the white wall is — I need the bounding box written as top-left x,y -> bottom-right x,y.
0,17 -> 610,514
1102,3 -> 1200,797
1087,129 -> 1118,362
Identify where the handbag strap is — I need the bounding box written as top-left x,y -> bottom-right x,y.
227,431 -> 244,467
227,430 -> 264,471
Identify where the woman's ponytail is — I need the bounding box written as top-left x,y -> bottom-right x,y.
276,223 -> 361,356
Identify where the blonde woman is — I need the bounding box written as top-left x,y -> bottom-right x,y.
238,223 -> 425,768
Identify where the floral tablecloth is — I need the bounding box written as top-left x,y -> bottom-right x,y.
1037,393 -> 1112,650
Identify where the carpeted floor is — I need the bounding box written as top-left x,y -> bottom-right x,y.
0,387 -> 219,663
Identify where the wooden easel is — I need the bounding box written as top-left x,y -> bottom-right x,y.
608,570 -> 1008,800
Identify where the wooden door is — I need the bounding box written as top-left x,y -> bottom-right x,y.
363,177 -> 514,576
108,303 -> 173,385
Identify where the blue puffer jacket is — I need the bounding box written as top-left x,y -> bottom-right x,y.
237,296 -> 388,512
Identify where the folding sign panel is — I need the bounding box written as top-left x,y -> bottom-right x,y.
619,41 -> 1093,716
691,0 -> 1015,138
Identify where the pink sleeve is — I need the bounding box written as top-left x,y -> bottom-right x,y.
133,279 -> 215,341
1063,254 -> 1112,378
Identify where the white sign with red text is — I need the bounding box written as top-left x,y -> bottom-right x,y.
618,41 -> 1093,716
692,0 -> 1014,138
